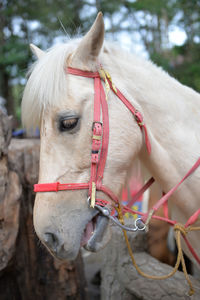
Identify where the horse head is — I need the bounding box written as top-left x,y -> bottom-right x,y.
22,13 -> 143,260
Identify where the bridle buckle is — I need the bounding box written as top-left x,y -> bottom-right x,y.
134,110 -> 144,126
92,121 -> 102,131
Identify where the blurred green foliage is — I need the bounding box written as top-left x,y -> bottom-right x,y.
0,0 -> 200,125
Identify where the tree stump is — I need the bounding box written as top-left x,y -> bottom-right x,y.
0,111 -> 87,300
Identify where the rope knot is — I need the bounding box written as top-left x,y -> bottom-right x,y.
174,223 -> 188,236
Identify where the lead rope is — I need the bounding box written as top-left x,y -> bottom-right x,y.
117,204 -> 200,296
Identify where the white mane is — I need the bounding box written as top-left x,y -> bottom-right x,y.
21,38 -> 199,129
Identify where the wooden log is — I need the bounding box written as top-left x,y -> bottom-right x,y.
0,112 -> 20,273
101,227 -> 200,300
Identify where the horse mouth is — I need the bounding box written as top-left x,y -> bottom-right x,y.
81,212 -> 110,252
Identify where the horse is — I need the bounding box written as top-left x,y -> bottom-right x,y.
22,13 -> 200,267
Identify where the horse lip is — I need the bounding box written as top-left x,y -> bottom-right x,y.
84,214 -> 110,252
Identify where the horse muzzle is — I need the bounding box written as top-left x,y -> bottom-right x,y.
37,207 -> 111,261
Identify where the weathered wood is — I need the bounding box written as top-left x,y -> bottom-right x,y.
0,170 -> 21,272
0,112 -> 12,203
0,111 -> 87,300
0,111 -> 20,273
0,112 -> 12,157
101,227 -> 200,300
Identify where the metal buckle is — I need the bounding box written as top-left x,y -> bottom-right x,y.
92,121 -> 102,131
134,110 -> 144,126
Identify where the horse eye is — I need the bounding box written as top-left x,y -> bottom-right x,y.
59,117 -> 79,132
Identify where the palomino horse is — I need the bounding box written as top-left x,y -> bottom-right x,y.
22,13 -> 200,267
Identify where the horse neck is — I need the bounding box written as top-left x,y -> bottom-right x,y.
103,47 -> 200,216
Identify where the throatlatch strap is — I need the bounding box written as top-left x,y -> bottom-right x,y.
108,80 -> 151,154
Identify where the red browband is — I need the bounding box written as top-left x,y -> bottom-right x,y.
34,66 -> 200,265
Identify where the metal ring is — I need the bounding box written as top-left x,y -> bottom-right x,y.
135,218 -> 146,231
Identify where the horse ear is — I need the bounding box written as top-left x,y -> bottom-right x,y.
30,44 -> 45,59
70,12 -> 104,67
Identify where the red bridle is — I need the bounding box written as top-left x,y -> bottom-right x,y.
34,66 -> 151,208
34,66 -> 200,265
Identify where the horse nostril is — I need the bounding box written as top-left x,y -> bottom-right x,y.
44,232 -> 59,252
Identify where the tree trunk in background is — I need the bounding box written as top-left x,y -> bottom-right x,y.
0,111 -> 87,300
1,71 -> 15,118
0,4 -> 15,119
